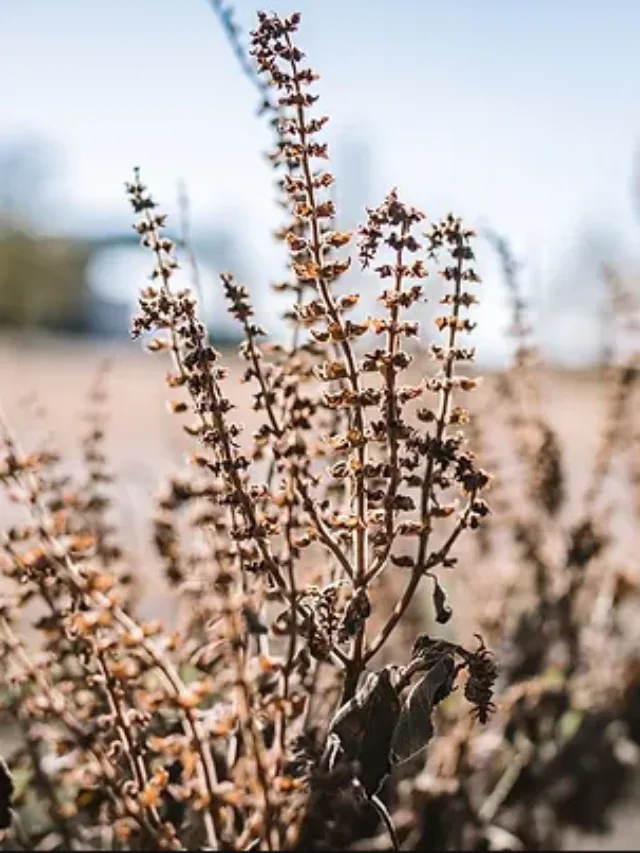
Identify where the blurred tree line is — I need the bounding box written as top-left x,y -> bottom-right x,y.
0,135 -> 90,333
0,134 -> 249,342
1,131 -> 636,358
0,217 -> 90,332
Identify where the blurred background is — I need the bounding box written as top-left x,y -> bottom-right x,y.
1,0 -> 639,363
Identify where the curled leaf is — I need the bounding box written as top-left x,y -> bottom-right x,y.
0,759 -> 14,831
432,578 -> 453,625
338,588 -> 371,642
242,605 -> 269,635
390,656 -> 455,766
330,668 -> 401,795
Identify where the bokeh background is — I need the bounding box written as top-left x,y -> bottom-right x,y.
1,0 -> 639,358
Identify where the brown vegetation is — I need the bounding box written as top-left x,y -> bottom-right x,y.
1,11 -> 639,851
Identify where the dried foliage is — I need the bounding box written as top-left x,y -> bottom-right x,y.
0,12 -> 493,851
1,9 -> 640,853
375,237 -> 640,852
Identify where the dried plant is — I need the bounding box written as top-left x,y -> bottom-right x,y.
373,236 -> 640,852
0,12 -> 495,851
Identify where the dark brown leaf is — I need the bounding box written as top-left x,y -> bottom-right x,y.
390,656 -> 455,765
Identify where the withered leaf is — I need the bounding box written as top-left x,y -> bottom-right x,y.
242,605 -> 269,635
390,656 -> 455,766
432,579 -> 453,625
330,667 -> 401,795
0,759 -> 14,830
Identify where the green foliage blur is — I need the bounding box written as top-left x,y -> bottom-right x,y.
0,216 -> 90,332
0,135 -> 91,334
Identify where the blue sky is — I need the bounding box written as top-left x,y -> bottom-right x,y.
1,0 -> 639,362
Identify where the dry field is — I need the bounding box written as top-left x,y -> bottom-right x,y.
0,337 -> 622,622
0,339 -> 612,491
0,337 -> 616,514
